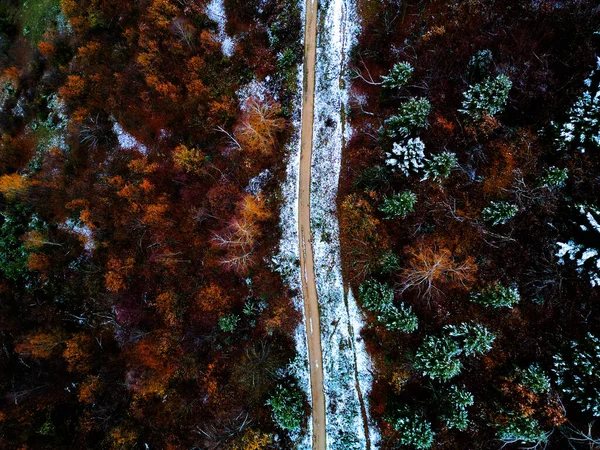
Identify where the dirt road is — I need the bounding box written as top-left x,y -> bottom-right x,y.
298,0 -> 326,448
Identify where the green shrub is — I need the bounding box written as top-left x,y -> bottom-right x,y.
379,191 -> 417,218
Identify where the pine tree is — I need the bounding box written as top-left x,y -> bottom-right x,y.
379,191 -> 417,218
385,138 -> 426,176
481,201 -> 518,226
520,364 -> 551,394
422,152 -> 457,181
495,415 -> 549,446
266,385 -> 305,432
358,279 -> 394,311
553,333 -> 600,416
539,166 -> 568,189
470,283 -> 520,308
382,62 -> 414,89
440,385 -> 474,431
386,97 -> 431,137
392,407 -> 435,449
379,303 -> 418,333
460,74 -> 512,121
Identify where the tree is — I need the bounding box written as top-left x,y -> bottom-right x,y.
218,313 -> 240,332
414,334 -> 463,381
235,97 -> 286,156
495,414 -> 549,447
358,279 -> 394,311
385,97 -> 431,138
379,191 -> 417,218
556,203 -> 600,287
15,330 -> 64,359
414,322 -> 495,381
172,144 -> 206,175
401,247 -> 477,299
421,152 -> 457,182
382,62 -> 413,89
553,332 -> 600,416
266,385 -> 305,432
470,283 -> 520,308
391,407 -> 435,449
520,364 -> 551,394
440,385 -> 474,431
481,201 -> 518,226
385,138 -> 426,176
445,322 -> 496,356
378,302 -> 418,333
554,58 -> 600,152
459,74 -> 512,121
539,166 -> 568,189
467,49 -> 493,81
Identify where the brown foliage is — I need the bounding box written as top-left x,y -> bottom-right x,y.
401,246 -> 477,299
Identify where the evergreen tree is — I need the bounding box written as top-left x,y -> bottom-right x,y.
481,201 -> 518,226
460,73 -> 512,121
392,407 -> 435,449
358,279 -> 394,311
382,62 -> 413,89
385,138 -> 426,176
266,385 -> 305,432
379,191 -> 418,218
379,302 -> 418,333
553,333 -> 600,416
422,152 -> 457,181
440,385 -> 474,431
496,415 -> 549,446
539,166 -> 568,189
470,283 -> 520,308
386,97 -> 431,137
520,364 -> 551,394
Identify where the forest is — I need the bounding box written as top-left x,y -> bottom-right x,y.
1,0 -> 600,449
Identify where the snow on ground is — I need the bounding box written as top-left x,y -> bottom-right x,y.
112,122 -> 148,155
311,0 -> 379,447
271,59 -> 312,449
61,219 -> 95,252
205,0 -> 235,57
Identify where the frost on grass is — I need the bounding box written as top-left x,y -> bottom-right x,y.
205,0 -> 235,57
311,0 -> 378,447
